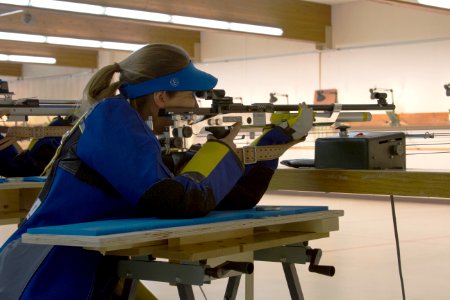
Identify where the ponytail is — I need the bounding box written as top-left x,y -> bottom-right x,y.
83,64 -> 121,105
81,44 -> 190,110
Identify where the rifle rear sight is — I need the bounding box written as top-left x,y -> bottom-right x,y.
195,89 -> 237,113
369,89 -> 388,106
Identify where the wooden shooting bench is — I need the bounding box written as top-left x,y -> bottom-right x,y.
269,168 -> 450,199
0,179 -> 44,225
22,206 -> 343,300
5,168 -> 450,299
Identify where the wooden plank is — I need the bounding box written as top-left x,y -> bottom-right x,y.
92,240 -> 167,256
19,188 -> 40,211
0,210 -> 27,224
83,0 -> 331,43
0,0 -> 329,44
168,228 -> 253,247
22,210 -> 344,251
269,169 -> 450,198
150,231 -> 328,261
0,181 -> 44,190
0,190 -> 20,212
153,238 -> 243,260
0,62 -> 22,77
259,217 -> 339,233
0,217 -> 22,225
0,40 -> 98,69
0,182 -> 41,223
0,5 -> 200,60
239,231 -> 328,253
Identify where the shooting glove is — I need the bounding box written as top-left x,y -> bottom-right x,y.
271,102 -> 314,141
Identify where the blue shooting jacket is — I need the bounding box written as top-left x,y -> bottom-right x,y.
0,95 -> 243,299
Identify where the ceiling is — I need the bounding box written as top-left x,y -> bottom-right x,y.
0,0 -> 447,77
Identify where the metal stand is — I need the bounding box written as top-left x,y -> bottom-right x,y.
120,278 -> 138,300
282,263 -> 304,300
118,244 -> 334,300
177,284 -> 195,300
224,276 -> 241,300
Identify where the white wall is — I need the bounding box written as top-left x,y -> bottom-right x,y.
332,1 -> 450,48
321,39 -> 450,113
3,1 -> 450,115
6,69 -> 92,100
199,33 -> 450,113
197,30 -> 319,105
197,1 -> 450,113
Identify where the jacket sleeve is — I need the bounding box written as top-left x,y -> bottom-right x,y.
216,126 -> 291,210
76,98 -> 244,218
0,135 -> 20,177
0,117 -> 67,177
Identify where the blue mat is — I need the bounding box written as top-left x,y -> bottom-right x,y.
22,176 -> 47,182
0,176 -> 47,183
26,205 -> 328,236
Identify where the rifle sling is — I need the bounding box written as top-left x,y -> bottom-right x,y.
236,140 -> 299,165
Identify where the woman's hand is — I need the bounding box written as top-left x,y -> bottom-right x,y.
271,103 -> 314,141
207,122 -> 242,152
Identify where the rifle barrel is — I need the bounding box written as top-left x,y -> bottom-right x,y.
277,104 -> 396,111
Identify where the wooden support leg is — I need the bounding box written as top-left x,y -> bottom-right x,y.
282,262 -> 304,300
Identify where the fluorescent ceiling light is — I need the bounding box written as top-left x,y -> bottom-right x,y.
29,0 -> 105,15
0,0 -> 28,5
0,54 -> 56,64
105,7 -> 170,22
418,0 -> 450,9
229,23 -> 283,36
47,36 -> 102,48
0,9 -> 23,17
0,31 -> 46,43
0,0 -> 283,36
0,31 -> 145,51
171,16 -> 229,30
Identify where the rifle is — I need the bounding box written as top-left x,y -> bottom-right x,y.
0,80 -> 78,150
157,89 -> 396,153
1,80 -> 80,122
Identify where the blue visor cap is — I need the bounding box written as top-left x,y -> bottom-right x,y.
119,61 -> 218,99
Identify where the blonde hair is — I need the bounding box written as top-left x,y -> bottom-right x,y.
82,44 -> 190,107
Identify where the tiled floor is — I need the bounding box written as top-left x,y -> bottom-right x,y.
143,191 -> 450,300
1,191 -> 449,299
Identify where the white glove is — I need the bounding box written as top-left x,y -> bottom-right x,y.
271,102 -> 314,140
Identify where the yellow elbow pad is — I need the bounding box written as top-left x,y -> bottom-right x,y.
181,140 -> 233,178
